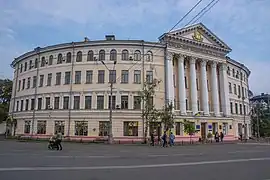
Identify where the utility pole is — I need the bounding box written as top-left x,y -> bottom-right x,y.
256,105 -> 260,139
101,60 -> 116,144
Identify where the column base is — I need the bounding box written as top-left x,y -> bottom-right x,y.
180,112 -> 187,116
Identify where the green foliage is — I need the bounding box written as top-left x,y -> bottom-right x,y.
207,132 -> 213,139
183,119 -> 195,136
140,79 -> 160,143
159,102 -> 174,131
0,79 -> 13,123
251,102 -> 270,137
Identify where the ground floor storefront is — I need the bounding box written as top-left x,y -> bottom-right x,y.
13,111 -> 250,142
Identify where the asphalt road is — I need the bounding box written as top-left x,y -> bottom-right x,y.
0,141 -> 270,180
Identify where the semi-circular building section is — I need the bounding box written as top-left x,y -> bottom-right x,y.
9,39 -> 166,141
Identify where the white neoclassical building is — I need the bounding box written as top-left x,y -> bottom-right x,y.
9,23 -> 251,142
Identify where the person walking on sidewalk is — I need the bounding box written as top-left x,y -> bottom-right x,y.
169,132 -> 175,146
162,131 -> 168,147
220,132 -> 224,142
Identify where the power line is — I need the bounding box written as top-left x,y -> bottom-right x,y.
113,0 -> 204,83
185,0 -> 217,26
191,0 -> 221,24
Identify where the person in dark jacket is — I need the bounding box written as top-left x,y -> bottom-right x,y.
162,131 -> 167,147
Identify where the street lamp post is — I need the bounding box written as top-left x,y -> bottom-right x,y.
101,60 -> 116,144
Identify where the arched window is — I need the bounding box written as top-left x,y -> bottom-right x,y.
66,52 -> 71,63
146,51 -> 153,62
34,58 -> 38,68
57,53 -> 63,64
227,66 -> 231,75
87,50 -> 94,61
48,55 -> 53,65
232,69 -> 235,77
99,50 -> 105,61
122,49 -> 129,61
76,51 -> 82,62
110,49 -> 117,61
134,50 -> 141,61
41,57 -> 46,67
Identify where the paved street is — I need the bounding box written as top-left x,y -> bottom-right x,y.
1,141 -> 270,180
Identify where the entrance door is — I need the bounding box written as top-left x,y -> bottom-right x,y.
201,123 -> 206,139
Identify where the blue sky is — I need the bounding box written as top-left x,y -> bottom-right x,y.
0,0 -> 269,94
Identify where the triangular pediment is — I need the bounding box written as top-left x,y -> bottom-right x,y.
167,23 -> 231,52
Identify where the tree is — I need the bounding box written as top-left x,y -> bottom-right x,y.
250,102 -> 270,137
140,79 -> 160,143
183,119 -> 196,143
159,101 -> 174,131
0,79 -> 13,124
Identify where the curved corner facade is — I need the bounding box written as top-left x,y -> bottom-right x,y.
10,23 -> 251,141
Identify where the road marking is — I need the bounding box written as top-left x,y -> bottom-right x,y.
45,155 -> 120,159
1,157 -> 270,172
227,150 -> 265,154
148,153 -> 203,157
238,143 -> 270,146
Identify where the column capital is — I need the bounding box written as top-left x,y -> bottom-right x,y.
178,54 -> 185,63
190,57 -> 197,64
200,59 -> 208,67
211,61 -> 217,68
167,52 -> 174,61
219,63 -> 227,71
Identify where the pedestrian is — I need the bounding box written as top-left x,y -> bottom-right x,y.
56,133 -> 63,150
150,132 -> 155,146
169,132 -> 175,146
220,132 -> 224,142
215,132 -> 219,142
162,131 -> 167,147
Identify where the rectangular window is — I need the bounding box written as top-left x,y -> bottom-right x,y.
31,99 -> 35,110
20,100 -> 24,111
133,96 -> 141,110
34,59 -> 38,69
244,105 -> 246,115
98,70 -> 105,83
37,98 -> 42,110
240,104 -> 243,115
134,70 -> 141,84
121,70 -> 129,83
24,62 -> 27,71
65,71 -> 71,84
99,121 -> 109,136
235,103 -> 238,114
146,71 -> 153,84
33,76 -> 37,88
24,121 -> 31,134
242,87 -> 245,98
56,72 -> 61,85
47,73 -> 52,86
27,77 -> 31,89
75,121 -> 88,136
108,95 -> 116,109
123,121 -> 138,136
121,96 -> 128,109
25,99 -> 29,111
85,96 -> 92,109
63,96 -> 69,109
229,82 -> 232,93
54,97 -> 60,109
29,60 -> 32,70
73,96 -> 80,110
109,70 -> 116,83
238,85 -> 241,97
175,122 -> 184,136
45,97 -> 50,109
37,121 -> 46,134
230,102 -> 233,114
18,80 -> 21,91
234,84 -> 237,95
54,121 -> 65,135
86,70 -> 93,84
185,76 -> 187,88
196,78 -> 199,90
97,96 -> 104,110
39,75 -> 44,87
16,101 -> 19,112
173,74 -> 176,87
75,71 -> 81,84
22,79 -> 25,90
20,64 -> 23,73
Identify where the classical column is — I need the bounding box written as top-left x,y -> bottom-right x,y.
219,63 -> 230,116
190,57 -> 198,115
165,51 -> 175,106
211,62 -> 220,116
200,60 -> 209,115
177,54 -> 186,115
